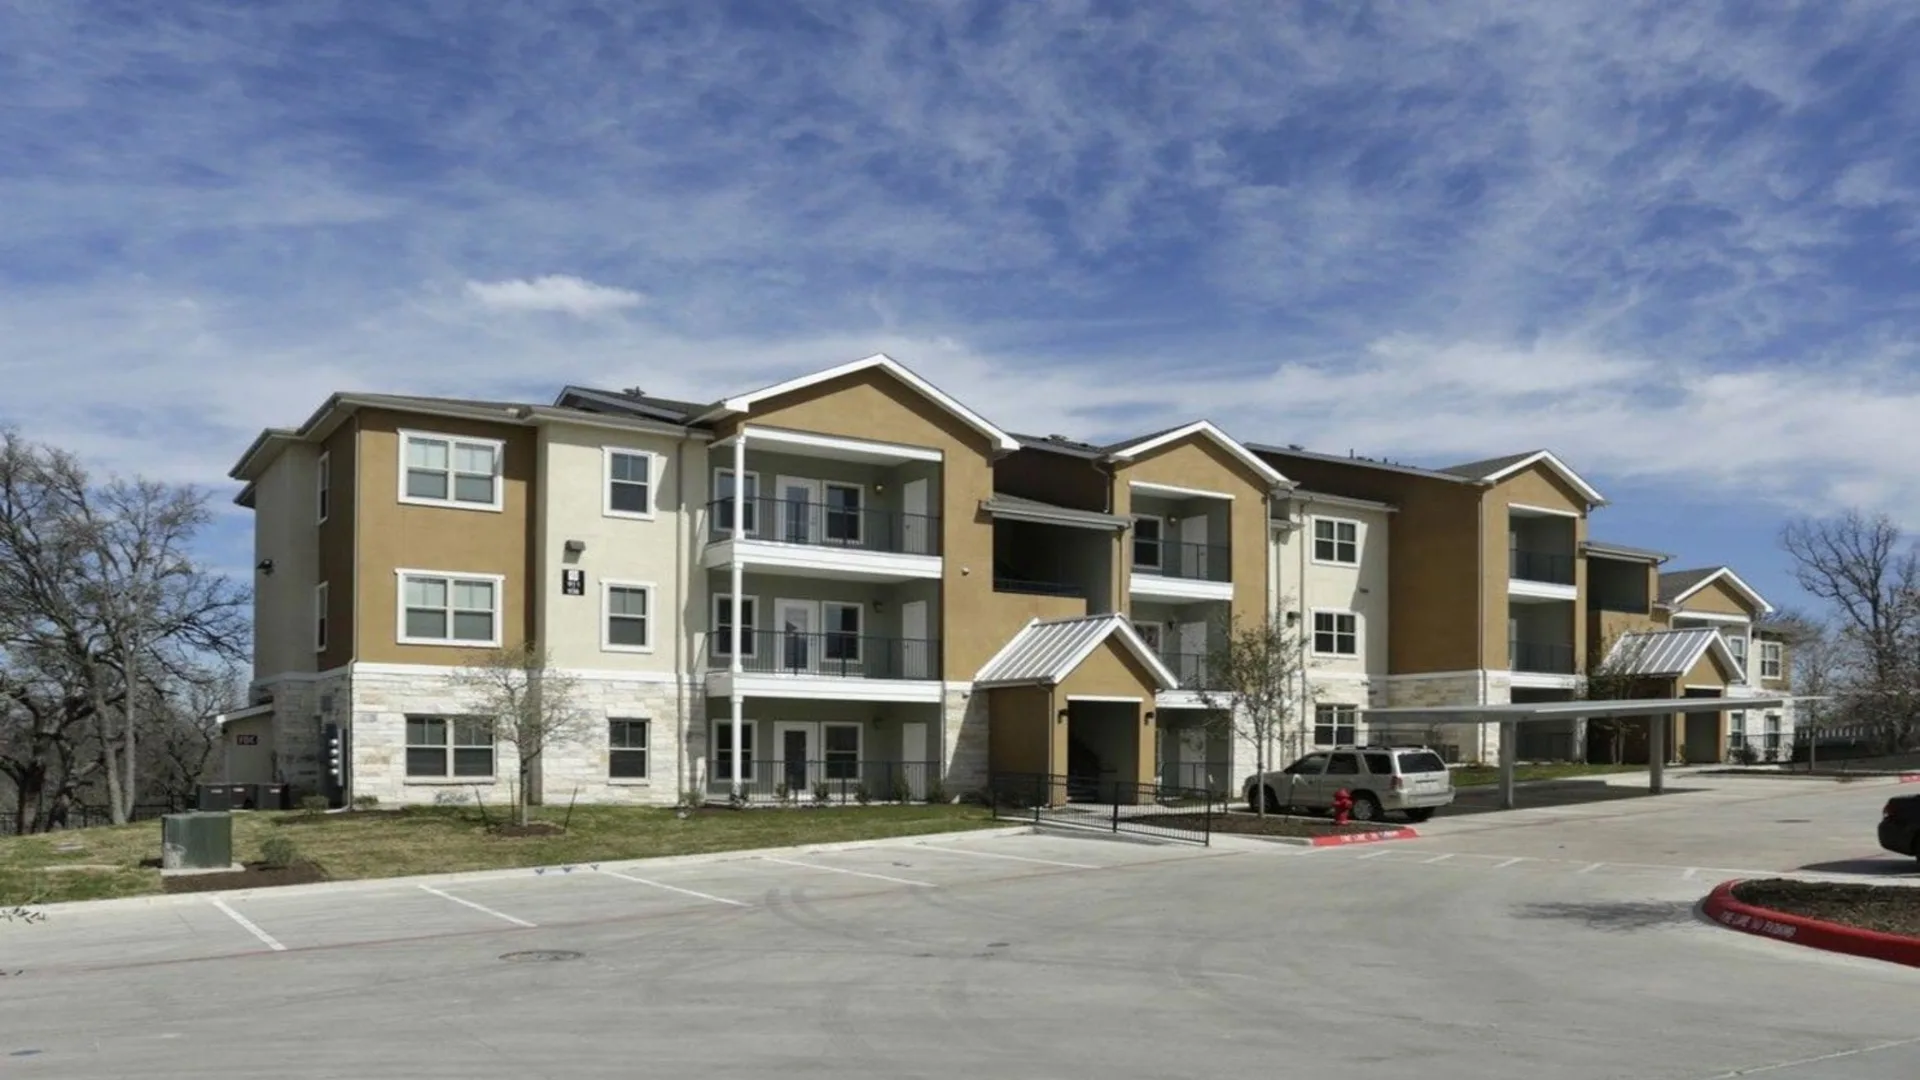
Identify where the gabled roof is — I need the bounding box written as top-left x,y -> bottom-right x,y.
1441,449 -> 1608,507
1102,420 -> 1294,490
973,614 -> 1179,690
1659,566 -> 1775,615
1602,627 -> 1741,679
691,353 -> 1022,454
1247,442 -> 1479,484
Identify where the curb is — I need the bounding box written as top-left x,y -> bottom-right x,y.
1702,880 -> 1920,969
1307,826 -> 1419,847
14,824 -> 1037,915
1902,774 -> 1920,783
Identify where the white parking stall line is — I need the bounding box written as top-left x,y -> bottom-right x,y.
1422,854 -> 1455,865
210,898 -> 286,952
1492,857 -> 1527,869
1355,850 -> 1395,860
916,843 -> 1099,870
418,884 -> 537,927
1682,867 -> 1699,880
598,869 -> 749,907
759,856 -> 934,887
1576,862 -> 1606,875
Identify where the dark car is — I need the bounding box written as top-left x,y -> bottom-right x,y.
1878,794 -> 1920,860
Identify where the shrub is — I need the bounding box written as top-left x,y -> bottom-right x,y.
924,778 -> 947,805
259,835 -> 299,870
811,780 -> 833,804
855,782 -> 873,805
351,795 -> 380,811
889,776 -> 911,803
298,795 -> 329,817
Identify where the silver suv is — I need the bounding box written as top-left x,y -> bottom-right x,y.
1244,746 -> 1454,823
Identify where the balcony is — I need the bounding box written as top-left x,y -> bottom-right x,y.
705,628 -> 943,703
1509,548 -> 1577,601
703,496 -> 942,582
1157,649 -> 1227,691
1509,639 -> 1576,675
1131,540 -> 1233,602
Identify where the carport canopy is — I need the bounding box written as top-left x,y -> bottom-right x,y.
1361,695 -> 1822,809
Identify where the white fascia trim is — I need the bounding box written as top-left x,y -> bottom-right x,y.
1128,574 -> 1235,603
705,540 -> 943,580
1129,480 -> 1234,501
1508,501 -> 1581,518
1284,489 -> 1398,514
1153,691 -> 1218,710
1509,672 -> 1581,690
708,672 -> 947,704
349,661 -> 694,685
1507,579 -> 1579,601
726,425 -> 943,462
1381,670 -> 1492,683
393,568 -> 506,648
530,408 -> 706,441
601,446 -> 662,521
599,578 -> 659,654
1668,567 -> 1775,615
699,353 -> 1021,454
1104,420 -> 1293,488
1066,694 -> 1144,703
216,703 -> 274,726
1045,614 -> 1179,691
395,429 -> 507,513
1481,450 -> 1608,507
1670,610 -> 1751,625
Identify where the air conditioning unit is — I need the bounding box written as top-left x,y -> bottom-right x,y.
161,811 -> 234,871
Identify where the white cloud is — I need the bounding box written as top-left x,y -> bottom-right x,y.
464,275 -> 645,316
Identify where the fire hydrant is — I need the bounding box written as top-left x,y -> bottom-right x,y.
1331,788 -> 1354,826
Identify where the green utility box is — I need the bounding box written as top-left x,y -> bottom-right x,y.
161,811 -> 234,871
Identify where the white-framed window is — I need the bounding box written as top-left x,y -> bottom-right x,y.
316,451 -> 331,524
1314,703 -> 1358,746
1133,516 -> 1164,569
1312,517 -> 1360,565
824,601 -> 863,664
609,718 -> 649,780
604,448 -> 657,519
1725,632 -> 1748,670
824,722 -> 861,780
396,570 -> 502,646
406,716 -> 495,778
1760,641 -> 1783,679
824,482 -> 864,544
1728,710 -> 1747,749
314,582 -> 329,653
712,593 -> 760,659
713,468 -> 761,535
712,720 -> 755,781
400,430 -> 503,511
1312,610 -> 1358,656
1763,712 -> 1782,754
602,580 -> 655,652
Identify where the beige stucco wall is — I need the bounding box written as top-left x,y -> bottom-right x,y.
1273,498 -> 1391,680
252,444 -> 324,679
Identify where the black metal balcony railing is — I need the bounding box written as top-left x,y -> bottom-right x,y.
706,629 -> 940,680
1157,649 -> 1227,690
1509,548 -> 1576,586
705,760 -> 944,803
707,497 -> 941,556
1509,639 -> 1577,674
993,576 -> 1086,598
1133,540 -> 1231,583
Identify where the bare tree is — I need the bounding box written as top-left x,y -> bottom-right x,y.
451,641 -> 590,826
1781,511 -> 1920,752
1759,613 -> 1843,770
1580,630 -> 1657,765
1194,605 -> 1315,817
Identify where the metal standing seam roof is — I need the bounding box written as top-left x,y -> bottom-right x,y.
1603,627 -> 1733,677
973,614 -> 1179,690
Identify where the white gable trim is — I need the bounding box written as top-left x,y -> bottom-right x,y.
1668,567 -> 1775,616
1103,420 -> 1293,490
1065,616 -> 1181,690
1479,450 -> 1607,507
694,353 -> 1021,453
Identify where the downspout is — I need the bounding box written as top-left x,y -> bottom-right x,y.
1477,486 -> 1489,765
729,431 -> 747,800
1296,491 -> 1311,764
674,427 -> 691,802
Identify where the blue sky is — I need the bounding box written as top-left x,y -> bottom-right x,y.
5,1 -> 1920,616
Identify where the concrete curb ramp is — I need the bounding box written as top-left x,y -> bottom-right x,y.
1703,880 -> 1920,969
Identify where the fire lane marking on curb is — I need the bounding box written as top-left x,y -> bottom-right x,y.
419,885 -> 537,927
210,898 -> 286,952
597,869 -> 749,907
759,856 -> 934,888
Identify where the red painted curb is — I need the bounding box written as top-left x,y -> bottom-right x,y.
1307,826 -> 1419,847
1899,773 -> 1920,783
1702,881 -> 1920,968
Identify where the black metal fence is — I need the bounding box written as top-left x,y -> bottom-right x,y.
1788,722 -> 1920,768
706,630 -> 941,680
706,497 -> 941,556
1162,760 -> 1234,797
987,772 -> 1218,845
1133,540 -> 1231,583
1510,549 -> 1576,585
705,760 -> 944,804
1509,639 -> 1576,674
1157,649 -> 1224,690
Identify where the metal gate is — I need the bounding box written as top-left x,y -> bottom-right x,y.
987,773 -> 1217,845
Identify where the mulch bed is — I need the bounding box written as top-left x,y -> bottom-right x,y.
1732,880 -> 1920,938
1143,811 -> 1405,838
160,860 -> 331,894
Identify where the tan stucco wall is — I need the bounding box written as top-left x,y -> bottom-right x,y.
1676,577 -> 1756,617
1683,648 -> 1735,688
988,685 -> 1055,779
318,419 -> 358,672
252,444 -> 324,678
1111,436 -> 1271,629
1484,464 -> 1590,670
351,409 -> 538,666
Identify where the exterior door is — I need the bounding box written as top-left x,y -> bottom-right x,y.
1178,621 -> 1207,684
1181,515 -> 1208,577
775,722 -> 813,797
900,600 -> 930,679
901,478 -> 930,554
900,721 -> 929,798
1179,728 -> 1207,790
777,599 -> 818,673
776,476 -> 822,544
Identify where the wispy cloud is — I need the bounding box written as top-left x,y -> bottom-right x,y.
465,275 -> 645,316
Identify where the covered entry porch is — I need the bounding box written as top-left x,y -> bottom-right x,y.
701,695 -> 944,803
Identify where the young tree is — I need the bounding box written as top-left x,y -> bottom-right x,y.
1580,630 -> 1655,765
1193,605 -> 1314,817
451,641 -> 590,826
1781,511 -> 1920,753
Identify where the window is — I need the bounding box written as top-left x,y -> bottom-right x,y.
609,719 -> 649,780
400,431 -> 502,510
603,582 -> 654,651
1325,752 -> 1362,775
1763,713 -> 1782,755
1727,711 -> 1747,749
605,449 -> 655,518
823,601 -> 862,665
712,721 -> 755,781
712,594 -> 759,658
1363,752 -> 1394,775
1726,632 -> 1748,668
1761,641 -> 1783,679
824,483 -> 863,544
1313,611 -> 1358,656
406,717 -> 495,778
824,724 -> 860,780
316,451 -> 331,524
398,571 -> 501,646
1313,518 -> 1359,565
1133,516 -> 1163,569
1315,704 -> 1358,746
713,469 -> 761,534
314,582 -> 329,653
1285,752 -> 1329,775
1133,622 -> 1162,651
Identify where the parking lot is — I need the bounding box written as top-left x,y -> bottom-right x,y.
5,774 -> 1919,1080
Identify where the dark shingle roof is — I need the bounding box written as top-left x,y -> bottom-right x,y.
1438,450 -> 1543,480
1245,442 -> 1479,484
1657,567 -> 1721,604
1010,432 -> 1106,459
555,385 -> 710,423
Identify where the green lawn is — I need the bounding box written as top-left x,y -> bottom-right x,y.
1449,763 -> 1642,789
0,802 -> 1005,906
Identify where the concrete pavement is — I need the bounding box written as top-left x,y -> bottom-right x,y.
3,774 -> 1917,1079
